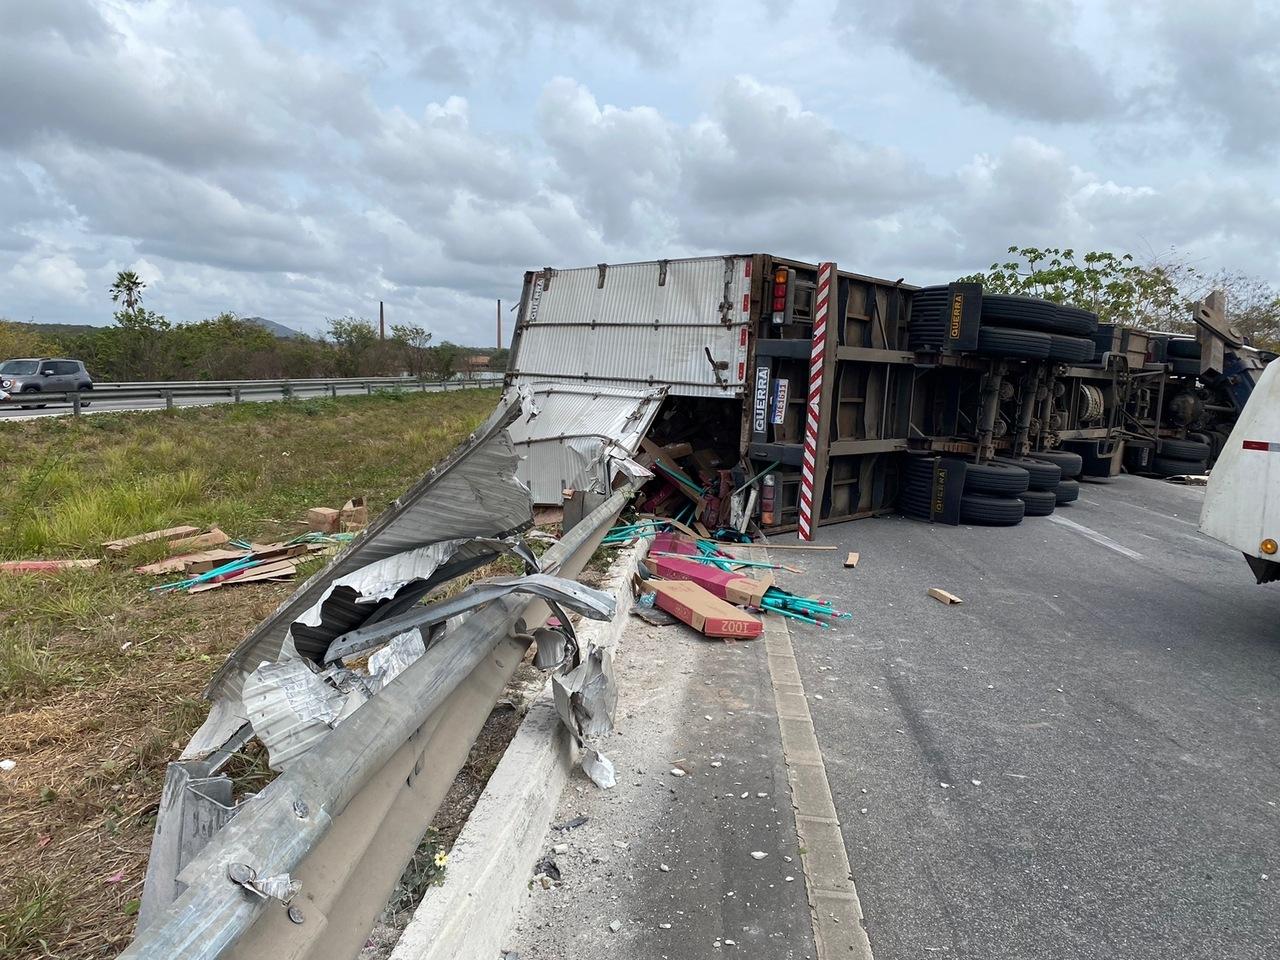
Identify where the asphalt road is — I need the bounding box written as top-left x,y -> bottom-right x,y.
779,475 -> 1279,960
0,381 -> 475,420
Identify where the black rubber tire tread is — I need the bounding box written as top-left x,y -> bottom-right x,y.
1054,305 -> 1100,335
1046,333 -> 1095,362
1166,337 -> 1201,359
981,294 -> 1057,319
1029,449 -> 1083,478
994,456 -> 1062,490
963,460 -> 1030,495
959,493 -> 1025,526
1159,437 -> 1211,460
1170,356 -> 1201,377
975,325 -> 1052,359
1054,479 -> 1080,505
1150,455 -> 1208,477
1017,488 -> 1057,516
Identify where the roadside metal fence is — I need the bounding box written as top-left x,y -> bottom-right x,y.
0,374 -> 502,415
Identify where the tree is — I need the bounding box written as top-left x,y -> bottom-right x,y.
109,270 -> 146,312
959,246 -> 1193,330
390,322 -> 433,378
490,347 -> 510,371
0,320 -> 56,360
325,315 -> 380,376
425,342 -> 461,381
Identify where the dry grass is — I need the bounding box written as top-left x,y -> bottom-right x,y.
0,389 -> 499,959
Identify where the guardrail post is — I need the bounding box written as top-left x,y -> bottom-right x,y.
283,382 -> 293,400
233,387 -> 241,403
71,392 -> 81,416
330,383 -> 338,398
365,382 -> 373,396
164,390 -> 174,411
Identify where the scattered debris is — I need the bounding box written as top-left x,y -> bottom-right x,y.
339,496 -> 368,531
583,749 -> 617,789
670,767 -> 687,778
103,525 -> 200,554
659,864 -> 670,872
609,920 -> 622,933
928,588 -> 963,605
844,552 -> 860,568
553,815 -> 589,832
166,527 -> 230,554
644,579 -> 762,639
749,851 -> 768,860
306,506 -> 341,533
0,759 -> 15,772
0,558 -> 101,574
532,857 -> 562,883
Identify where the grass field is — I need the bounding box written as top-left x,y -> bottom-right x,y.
0,389 -> 500,958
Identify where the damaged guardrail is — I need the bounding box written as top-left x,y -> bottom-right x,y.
121,390 -> 634,960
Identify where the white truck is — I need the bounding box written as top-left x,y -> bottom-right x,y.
1200,357 -> 1280,582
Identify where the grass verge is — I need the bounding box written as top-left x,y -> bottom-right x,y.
0,389 -> 499,958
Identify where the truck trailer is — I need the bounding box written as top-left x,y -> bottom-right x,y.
503,254 -> 1262,537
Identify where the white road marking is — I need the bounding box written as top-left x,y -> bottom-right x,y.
1047,514 -> 1146,561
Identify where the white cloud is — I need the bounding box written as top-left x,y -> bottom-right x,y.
1,0 -> 1279,340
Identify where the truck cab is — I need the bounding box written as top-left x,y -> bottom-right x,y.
1200,359 -> 1280,582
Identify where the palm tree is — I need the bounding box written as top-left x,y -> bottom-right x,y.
109,271 -> 145,311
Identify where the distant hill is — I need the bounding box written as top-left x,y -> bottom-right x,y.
22,322 -> 100,338
243,316 -> 304,339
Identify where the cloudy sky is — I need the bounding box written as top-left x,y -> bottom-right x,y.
3,0 -> 1278,342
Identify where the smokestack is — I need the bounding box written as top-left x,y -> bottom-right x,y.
497,299 -> 502,348
379,301 -> 385,341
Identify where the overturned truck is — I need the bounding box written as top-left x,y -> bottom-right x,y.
505,255 -> 1267,535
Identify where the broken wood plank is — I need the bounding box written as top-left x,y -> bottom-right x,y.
166,528 -> 230,554
136,549 -> 246,576
1,559 -> 101,574
103,525 -> 200,554
189,561 -> 297,593
844,552 -> 860,568
927,588 -> 963,605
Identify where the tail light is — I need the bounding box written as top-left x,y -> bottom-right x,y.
771,267 -> 794,325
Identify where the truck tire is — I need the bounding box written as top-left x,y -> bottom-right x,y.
1028,449 -> 1083,478
963,460 -> 1030,495
1046,334 -> 1096,362
1151,455 -> 1207,477
1054,479 -> 1080,505
1018,488 -> 1057,516
959,493 -> 1025,526
1170,356 -> 1201,377
976,326 -> 1052,359
994,456 -> 1062,490
981,294 -> 1057,323
1166,337 -> 1201,359
1054,305 -> 1100,336
1159,437 -> 1211,460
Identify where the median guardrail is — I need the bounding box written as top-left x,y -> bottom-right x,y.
0,374 -> 502,415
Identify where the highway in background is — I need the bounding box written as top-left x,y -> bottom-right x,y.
0,376 -> 500,420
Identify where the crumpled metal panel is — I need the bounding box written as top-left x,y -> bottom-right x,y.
323,572 -> 616,664
242,661 -> 346,772
189,393 -> 532,756
509,256 -> 752,399
505,381 -> 666,504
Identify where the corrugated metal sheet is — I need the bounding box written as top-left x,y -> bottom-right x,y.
511,256 -> 751,398
506,380 -> 665,504
190,394 -> 533,755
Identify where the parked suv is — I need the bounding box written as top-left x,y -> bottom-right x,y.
0,358 -> 94,406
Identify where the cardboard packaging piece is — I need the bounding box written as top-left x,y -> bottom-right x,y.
340,497 -> 369,532
307,507 -> 340,533
645,579 -> 762,639
650,553 -> 773,606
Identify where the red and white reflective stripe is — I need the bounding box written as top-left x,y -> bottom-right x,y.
1243,439 -> 1280,451
798,262 -> 833,540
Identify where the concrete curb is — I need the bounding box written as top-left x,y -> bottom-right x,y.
389,539 -> 647,960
